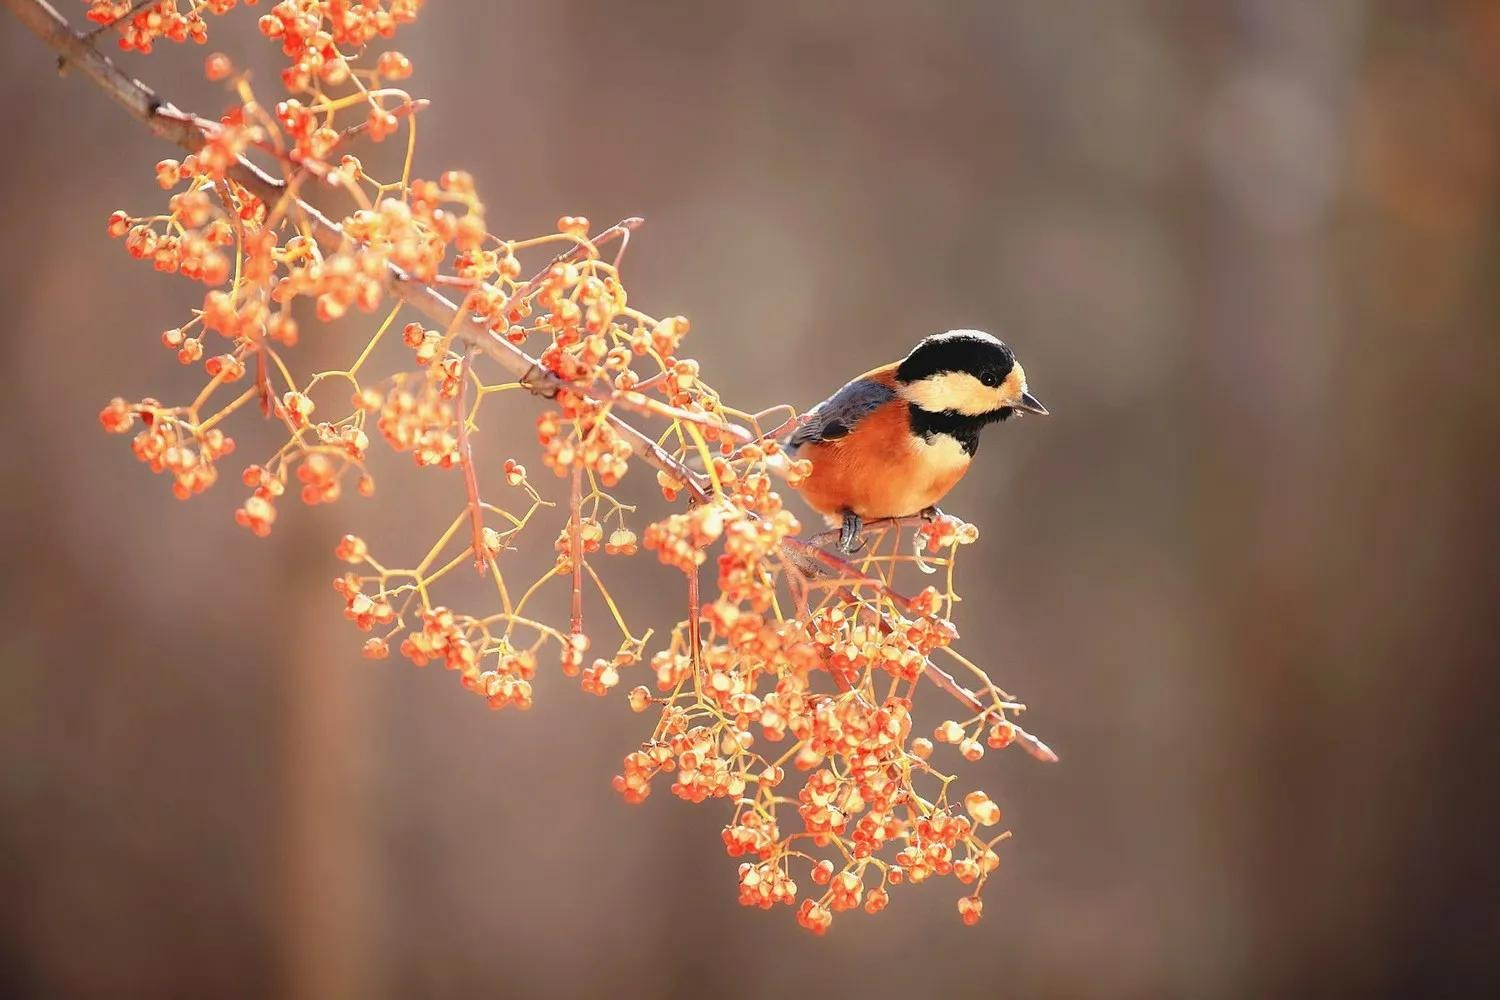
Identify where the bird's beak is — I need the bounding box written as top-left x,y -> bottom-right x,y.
1016,391 -> 1049,416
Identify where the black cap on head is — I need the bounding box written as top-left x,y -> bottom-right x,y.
895,330 -> 1015,385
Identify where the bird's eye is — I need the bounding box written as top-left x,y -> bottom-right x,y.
979,371 -> 1000,388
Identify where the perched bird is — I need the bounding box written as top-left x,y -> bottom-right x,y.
788,329 -> 1047,552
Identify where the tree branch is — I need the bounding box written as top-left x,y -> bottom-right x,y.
2,0 -> 717,504
6,0 -> 1054,763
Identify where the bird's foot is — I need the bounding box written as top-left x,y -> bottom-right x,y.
919,505 -> 946,522
837,510 -> 866,555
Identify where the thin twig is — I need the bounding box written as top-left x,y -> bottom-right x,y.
211,177 -> 274,416
920,657 -> 1058,763
455,351 -> 487,572
568,463 -> 584,635
685,563 -> 703,675
336,97 -> 429,144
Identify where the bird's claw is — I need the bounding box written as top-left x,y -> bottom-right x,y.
838,511 -> 866,555
520,363 -> 560,399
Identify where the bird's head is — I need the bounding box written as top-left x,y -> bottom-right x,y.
894,329 -> 1047,420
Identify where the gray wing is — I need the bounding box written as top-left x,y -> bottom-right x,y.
788,377 -> 896,450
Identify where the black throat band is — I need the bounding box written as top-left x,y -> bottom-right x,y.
907,404 -> 1013,456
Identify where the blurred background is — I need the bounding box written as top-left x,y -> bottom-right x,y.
2,0 -> 1498,996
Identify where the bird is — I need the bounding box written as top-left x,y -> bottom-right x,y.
787,329 -> 1047,553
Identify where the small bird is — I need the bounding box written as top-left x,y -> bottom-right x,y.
789,329 -> 1047,553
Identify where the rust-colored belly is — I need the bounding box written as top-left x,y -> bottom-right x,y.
797,405 -> 970,519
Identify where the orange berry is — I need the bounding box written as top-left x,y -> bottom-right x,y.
987,720 -> 1017,749
204,52 -> 233,81
376,50 -> 412,79
154,159 -> 180,189
335,534 -> 368,563
964,791 -> 1002,827
958,896 -> 983,926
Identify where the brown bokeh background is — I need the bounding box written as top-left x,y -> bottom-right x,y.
3,1 -> 1498,997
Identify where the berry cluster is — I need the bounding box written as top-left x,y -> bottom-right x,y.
618,512 -> 1019,934
85,0 -> 218,51
83,1 -> 422,78
100,396 -> 235,499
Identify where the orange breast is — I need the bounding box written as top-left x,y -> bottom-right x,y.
796,401 -> 972,519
